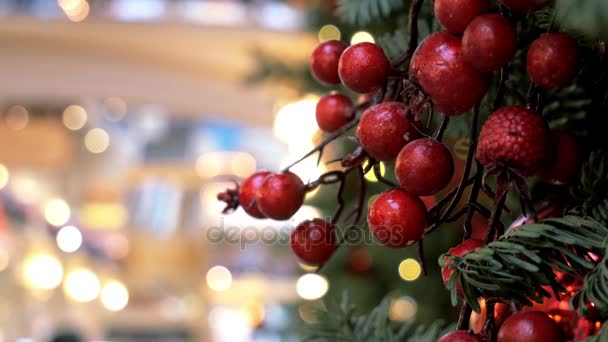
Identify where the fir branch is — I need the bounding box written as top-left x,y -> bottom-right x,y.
555,0 -> 608,39
337,0 -> 405,26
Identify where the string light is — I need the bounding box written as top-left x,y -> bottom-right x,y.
318,25 -> 341,42
62,105 -> 87,130
351,31 -> 375,44
398,258 -> 422,281
64,268 -> 100,302
23,254 -> 63,290
101,280 -> 129,311
84,128 -> 110,154
207,266 -> 232,292
296,273 -> 328,300
56,225 -> 83,253
44,198 -> 71,226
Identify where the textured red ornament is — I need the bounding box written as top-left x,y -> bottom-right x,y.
527,33 -> 578,89
442,239 -> 484,296
356,102 -> 419,161
438,330 -> 482,342
499,0 -> 552,13
315,93 -> 354,133
497,311 -> 562,342
476,106 -> 552,176
434,0 -> 490,34
410,31 -> 491,116
462,14 -> 517,72
338,42 -> 391,94
367,188 -> 427,248
239,171 -> 272,218
256,171 -> 305,220
290,219 -> 336,265
311,40 -> 348,85
540,130 -> 580,184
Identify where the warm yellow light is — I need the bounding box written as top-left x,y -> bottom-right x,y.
298,262 -> 318,272
231,152 -> 256,178
103,97 -> 127,122
364,162 -> 386,182
0,248 -> 9,272
101,280 -> 129,312
44,198 -> 71,226
61,0 -> 90,22
84,128 -> 110,154
389,296 -> 418,321
196,152 -> 224,179
56,225 -> 82,253
0,164 -> 9,190
58,0 -> 81,11
23,254 -> 63,290
4,105 -> 29,130
64,268 -> 101,302
62,105 -> 87,130
296,273 -> 328,300
80,203 -> 128,230
207,266 -> 232,292
273,97 -> 320,144
398,258 -> 422,281
351,31 -> 375,45
318,25 -> 341,42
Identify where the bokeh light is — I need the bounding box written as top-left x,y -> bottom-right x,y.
273,97 -> 319,144
62,105 -> 87,130
101,280 -> 129,312
389,296 -> 418,321
103,97 -> 127,122
44,198 -> 71,226
59,0 -> 90,22
318,24 -> 341,42
63,268 -> 101,302
84,128 -> 110,154
0,164 -> 9,190
296,273 -> 328,300
56,225 -> 83,253
351,31 -> 375,44
364,162 -> 386,182
207,266 -> 232,292
398,258 -> 422,281
230,152 -> 256,178
4,105 -> 29,130
23,254 -> 63,290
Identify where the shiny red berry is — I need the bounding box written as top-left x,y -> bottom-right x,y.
470,301 -> 513,334
395,138 -> 454,196
527,33 -> 578,89
239,171 -> 272,218
476,106 -> 552,176
498,311 -> 562,342
315,93 -> 354,133
463,14 -> 517,72
498,0 -> 551,13
438,331 -> 482,342
434,0 -> 490,34
540,130 -> 580,184
367,188 -> 427,248
311,40 -> 348,85
442,239 -> 484,296
256,171 -> 305,220
290,219 -> 336,265
410,32 -> 491,116
356,102 -> 419,161
338,42 -> 391,94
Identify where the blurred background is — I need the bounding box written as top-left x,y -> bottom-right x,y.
0,0 -> 461,341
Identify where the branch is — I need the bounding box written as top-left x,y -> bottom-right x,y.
392,0 -> 424,68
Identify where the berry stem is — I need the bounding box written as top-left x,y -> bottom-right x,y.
418,240 -> 428,276
463,163 -> 485,240
492,67 -> 508,111
391,0 -> 425,68
484,187 -> 507,244
433,114 -> 449,141
456,300 -> 472,330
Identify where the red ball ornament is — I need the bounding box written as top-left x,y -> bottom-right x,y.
367,188 -> 427,248
476,106 -> 552,176
256,171 -> 305,220
239,171 -> 272,218
463,14 -> 517,72
438,331 -> 482,342
497,311 -> 562,342
442,239 -> 484,296
540,130 -> 580,184
527,33 -> 578,89
338,42 -> 391,94
311,40 -> 348,85
395,138 -> 454,196
410,31 -> 491,116
356,102 -> 419,161
315,93 -> 354,133
499,0 -> 552,13
290,219 -> 336,265
434,0 -> 490,34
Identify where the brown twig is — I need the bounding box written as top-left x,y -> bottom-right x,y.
433,114 -> 449,141
391,0 -> 425,68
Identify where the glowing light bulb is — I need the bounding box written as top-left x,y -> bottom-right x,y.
44,198 -> 71,226
56,225 -> 82,253
23,254 -> 63,290
63,268 -> 100,302
206,266 -> 232,292
398,258 -> 421,281
101,280 -> 129,311
296,273 -> 328,300
351,31 -> 374,44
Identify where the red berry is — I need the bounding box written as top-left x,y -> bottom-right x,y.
410,32 -> 491,116
470,301 -> 513,334
498,311 -> 562,342
315,93 -> 354,133
438,331 -> 482,342
338,42 -> 391,94
367,188 -> 427,248
311,40 -> 348,85
540,130 -> 580,184
442,239 -> 484,296
463,14 -> 517,72
498,0 -> 551,13
434,0 -> 490,34
239,171 -> 272,218
356,102 -> 419,161
290,219 -> 336,265
476,106 -> 552,176
395,138 -> 454,196
256,171 -> 305,220
527,33 -> 578,89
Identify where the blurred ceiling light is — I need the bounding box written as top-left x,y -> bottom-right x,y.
389,296 -> 418,321
4,105 -> 29,131
62,105 -> 87,130
56,225 -> 83,253
104,234 -> 130,259
196,152 -> 223,179
364,161 -> 386,182
231,152 -> 256,178
64,268 -> 100,302
103,97 -> 127,122
0,248 -> 9,272
58,0 -> 81,12
296,273 -> 328,300
23,254 -> 63,290
44,198 -> 71,227
318,24 -> 341,42
351,31 -> 375,45
273,97 -> 320,145
84,128 -> 110,154
61,0 -> 90,22
207,266 -> 232,292
101,280 -> 129,312
0,164 -> 9,190
80,202 -> 128,230
398,258 -> 422,282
